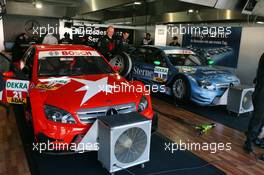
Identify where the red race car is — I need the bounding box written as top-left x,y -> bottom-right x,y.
0,45 -> 157,150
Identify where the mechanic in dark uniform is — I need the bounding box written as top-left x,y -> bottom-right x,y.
169,36 -> 181,47
59,32 -> 73,44
12,33 -> 29,62
97,26 -> 117,61
244,53 -> 264,158
116,31 -> 130,52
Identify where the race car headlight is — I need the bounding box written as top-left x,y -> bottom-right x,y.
44,105 -> 76,124
138,96 -> 148,112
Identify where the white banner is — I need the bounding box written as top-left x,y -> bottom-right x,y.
155,25 -> 168,46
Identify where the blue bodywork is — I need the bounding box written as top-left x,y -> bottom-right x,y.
129,46 -> 240,106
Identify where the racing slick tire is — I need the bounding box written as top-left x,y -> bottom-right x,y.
172,75 -> 191,104
109,52 -> 132,77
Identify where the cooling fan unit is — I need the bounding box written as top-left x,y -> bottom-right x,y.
227,85 -> 254,116
98,112 -> 151,174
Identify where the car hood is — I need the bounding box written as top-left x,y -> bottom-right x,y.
32,74 -> 140,111
177,66 -> 240,84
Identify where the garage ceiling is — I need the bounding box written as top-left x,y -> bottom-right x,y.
4,0 -> 264,24
8,0 -> 82,7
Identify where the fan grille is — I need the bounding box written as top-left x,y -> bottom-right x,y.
114,127 -> 147,164
242,91 -> 253,110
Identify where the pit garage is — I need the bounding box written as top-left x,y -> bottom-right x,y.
1,0 -> 264,175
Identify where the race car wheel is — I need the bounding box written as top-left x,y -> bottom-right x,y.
109,52 -> 132,77
172,76 -> 190,103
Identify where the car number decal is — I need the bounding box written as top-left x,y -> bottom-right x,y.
6,91 -> 27,104
5,80 -> 29,104
153,66 -> 169,83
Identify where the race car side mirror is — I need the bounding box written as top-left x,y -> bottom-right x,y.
113,66 -> 120,72
3,71 -> 15,78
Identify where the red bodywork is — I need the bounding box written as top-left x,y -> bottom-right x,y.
11,45 -> 154,146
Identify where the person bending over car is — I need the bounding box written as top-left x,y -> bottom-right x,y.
244,52 -> 264,160
97,25 -> 117,61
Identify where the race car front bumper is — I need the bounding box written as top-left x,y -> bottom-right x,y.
34,111 -> 157,152
191,86 -> 227,106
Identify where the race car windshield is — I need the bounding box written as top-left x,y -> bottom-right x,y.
167,54 -> 204,66
38,56 -> 114,76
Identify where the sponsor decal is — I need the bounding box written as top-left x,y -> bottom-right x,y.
6,90 -> 27,104
153,66 -> 169,83
201,70 -> 225,75
38,50 -> 100,58
6,80 -> 29,92
7,96 -> 27,104
36,77 -> 70,91
178,66 -> 197,74
35,84 -> 60,91
164,49 -> 194,55
133,67 -> 153,78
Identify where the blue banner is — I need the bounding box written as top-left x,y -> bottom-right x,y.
182,27 -> 242,68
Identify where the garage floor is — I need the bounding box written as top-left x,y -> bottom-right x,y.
0,96 -> 264,175
153,97 -> 264,174
0,106 -> 30,175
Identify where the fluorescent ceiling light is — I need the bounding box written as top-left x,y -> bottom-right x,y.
188,9 -> 194,13
35,2 -> 43,9
134,2 -> 142,5
257,21 -> 264,24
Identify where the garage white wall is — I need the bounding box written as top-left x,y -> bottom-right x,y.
0,19 -> 4,51
237,27 -> 264,85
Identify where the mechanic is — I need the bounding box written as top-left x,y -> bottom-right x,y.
116,31 -> 130,52
169,36 -> 181,47
59,32 -> 73,44
244,52 -> 264,158
12,33 -> 29,62
29,34 -> 41,44
97,25 -> 117,61
142,33 -> 153,45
